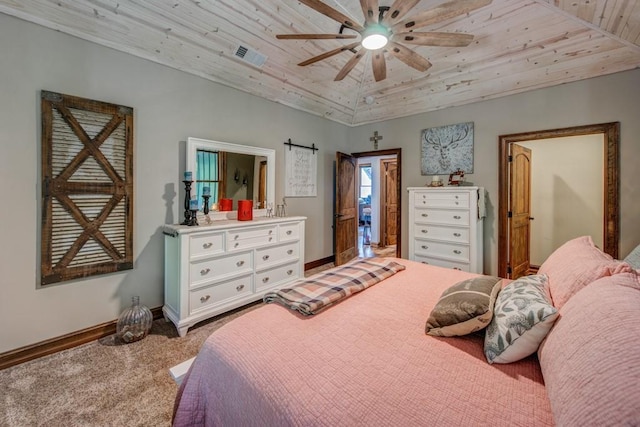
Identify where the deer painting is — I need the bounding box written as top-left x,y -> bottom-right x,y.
421,122 -> 474,175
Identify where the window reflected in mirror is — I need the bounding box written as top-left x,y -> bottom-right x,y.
195,149 -> 224,208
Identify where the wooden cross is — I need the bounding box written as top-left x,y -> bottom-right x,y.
370,131 -> 383,150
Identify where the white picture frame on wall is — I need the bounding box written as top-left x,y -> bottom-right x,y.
285,145 -> 317,197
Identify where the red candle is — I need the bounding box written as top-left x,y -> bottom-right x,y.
237,200 -> 253,221
219,198 -> 233,211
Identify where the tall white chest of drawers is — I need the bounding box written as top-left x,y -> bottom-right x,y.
163,216 -> 306,337
408,187 -> 484,273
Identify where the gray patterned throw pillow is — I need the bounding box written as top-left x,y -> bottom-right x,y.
484,274 -> 559,364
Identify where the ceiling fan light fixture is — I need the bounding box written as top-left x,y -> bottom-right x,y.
361,24 -> 389,50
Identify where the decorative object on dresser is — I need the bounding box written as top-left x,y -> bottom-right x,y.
448,168 -> 465,186
408,186 -> 485,273
163,216 -> 306,337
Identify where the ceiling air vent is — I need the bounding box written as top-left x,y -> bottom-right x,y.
234,45 -> 267,68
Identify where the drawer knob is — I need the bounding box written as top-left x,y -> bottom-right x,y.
200,268 -> 211,275
455,201 -> 459,205
287,249 -> 293,255
203,242 -> 213,249
236,260 -> 245,267
421,213 -> 428,217
455,195 -> 459,199
236,284 -> 245,292
234,243 -> 239,248
453,250 -> 462,254
453,233 -> 461,237
421,229 -> 428,233
234,235 -> 239,240
262,255 -> 270,261
453,215 -> 461,220
200,295 -> 210,303
286,230 -> 293,235
269,230 -> 273,234
269,237 -> 273,242
287,270 -> 293,275
262,277 -> 270,283
421,245 -> 429,250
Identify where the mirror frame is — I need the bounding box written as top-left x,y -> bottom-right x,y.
497,122 -> 620,278
186,137 -> 275,214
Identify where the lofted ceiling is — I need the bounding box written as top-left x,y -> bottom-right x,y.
1,0 -> 639,126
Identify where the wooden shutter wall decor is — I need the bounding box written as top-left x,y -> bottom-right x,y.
41,91 -> 134,285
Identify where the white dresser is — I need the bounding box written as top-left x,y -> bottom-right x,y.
163,216 -> 306,336
408,187 -> 484,273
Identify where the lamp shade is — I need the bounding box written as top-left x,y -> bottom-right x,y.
362,24 -> 389,50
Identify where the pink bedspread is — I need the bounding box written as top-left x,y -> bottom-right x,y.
173,258 -> 553,426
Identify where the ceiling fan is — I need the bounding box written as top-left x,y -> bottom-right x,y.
277,0 -> 492,82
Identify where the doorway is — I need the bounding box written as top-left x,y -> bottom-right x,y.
498,122 -> 620,279
354,149 -> 401,259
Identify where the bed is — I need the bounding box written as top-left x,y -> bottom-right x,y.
173,237 -> 640,426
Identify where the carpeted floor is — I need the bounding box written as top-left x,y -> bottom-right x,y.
0,302 -> 263,427
0,263 -> 338,427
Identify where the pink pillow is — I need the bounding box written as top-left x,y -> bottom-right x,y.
538,273 -> 640,425
538,236 -> 632,309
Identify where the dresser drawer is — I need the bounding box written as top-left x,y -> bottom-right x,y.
412,254 -> 470,272
255,241 -> 299,269
190,232 -> 224,259
227,226 -> 277,251
189,251 -> 253,287
255,261 -> 300,292
413,191 -> 469,208
414,208 -> 469,226
412,224 -> 469,243
189,274 -> 253,314
413,239 -> 470,262
279,222 -> 301,241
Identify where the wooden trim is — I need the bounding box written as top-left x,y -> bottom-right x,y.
305,255 -> 335,271
351,148 -> 402,258
0,307 -> 163,371
498,122 -> 620,278
1,254 -> 338,370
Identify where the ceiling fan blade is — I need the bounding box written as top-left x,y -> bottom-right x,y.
335,49 -> 366,81
298,42 -> 361,66
393,0 -> 492,31
298,0 -> 364,31
371,50 -> 387,82
380,0 -> 421,26
277,34 -> 358,40
386,42 -> 432,72
360,0 -> 379,24
394,32 -> 474,47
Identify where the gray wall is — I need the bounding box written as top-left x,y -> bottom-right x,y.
1,11 -> 639,353
348,70 -> 640,275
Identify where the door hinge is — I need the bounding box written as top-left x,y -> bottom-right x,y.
508,211 -> 513,218
507,266 -> 512,274
508,155 -> 513,162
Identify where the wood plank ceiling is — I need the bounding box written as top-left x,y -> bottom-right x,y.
1,0 -> 639,126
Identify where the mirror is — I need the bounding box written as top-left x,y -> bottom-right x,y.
186,137 -> 275,214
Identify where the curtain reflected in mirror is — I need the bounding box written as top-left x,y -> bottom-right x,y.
194,149 -> 267,210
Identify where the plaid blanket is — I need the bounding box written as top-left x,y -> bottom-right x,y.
263,258 -> 406,315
